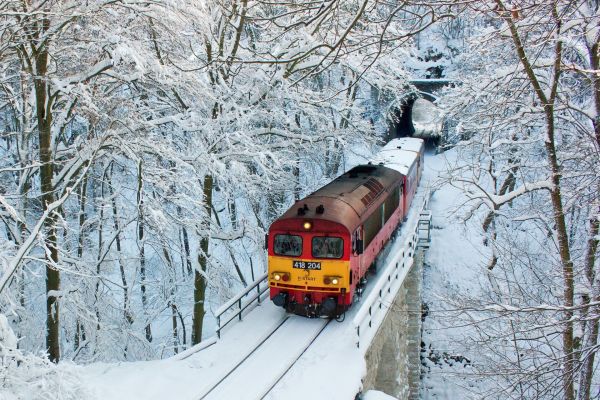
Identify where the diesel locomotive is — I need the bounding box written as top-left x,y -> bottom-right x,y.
267,137 -> 425,318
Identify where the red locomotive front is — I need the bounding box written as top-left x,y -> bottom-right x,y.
267,205 -> 354,318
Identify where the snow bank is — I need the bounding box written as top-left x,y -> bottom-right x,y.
0,314 -> 90,400
363,390 -> 399,399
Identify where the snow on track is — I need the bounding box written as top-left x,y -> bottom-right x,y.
201,317 -> 330,400
196,316 -> 291,399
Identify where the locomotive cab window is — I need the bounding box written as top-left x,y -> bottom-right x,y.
312,237 -> 343,259
274,234 -> 302,257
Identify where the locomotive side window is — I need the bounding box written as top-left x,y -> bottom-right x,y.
384,185 -> 400,222
312,237 -> 343,259
274,234 -> 302,257
363,206 -> 383,248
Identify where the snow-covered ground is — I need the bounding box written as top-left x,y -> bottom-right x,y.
419,149 -> 486,399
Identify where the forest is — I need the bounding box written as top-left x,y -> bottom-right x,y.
0,1 -> 598,399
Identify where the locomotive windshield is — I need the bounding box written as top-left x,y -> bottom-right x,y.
312,237 -> 343,259
273,234 -> 302,256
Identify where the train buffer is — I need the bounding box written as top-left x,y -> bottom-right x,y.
417,210 -> 432,248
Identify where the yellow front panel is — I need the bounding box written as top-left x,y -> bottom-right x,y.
268,256 -> 349,292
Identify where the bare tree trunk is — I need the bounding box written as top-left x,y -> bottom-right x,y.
228,200 -> 237,230
95,170 -> 108,338
192,174 -> 213,345
17,103 -> 31,342
137,161 -> 152,342
293,113 -> 302,200
577,35 -> 600,400
161,245 -> 179,354
178,205 -> 193,276
482,163 -> 518,271
108,168 -> 133,335
31,19 -> 60,361
497,2 -> 574,397
75,176 -> 88,351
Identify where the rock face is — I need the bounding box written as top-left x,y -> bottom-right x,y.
363,250 -> 423,400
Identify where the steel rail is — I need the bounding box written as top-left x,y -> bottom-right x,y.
196,316 -> 290,400
258,319 -> 332,400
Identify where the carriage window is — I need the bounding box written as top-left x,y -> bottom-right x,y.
312,237 -> 344,259
274,234 -> 302,257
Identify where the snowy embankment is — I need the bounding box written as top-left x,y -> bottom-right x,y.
419,149 -> 487,399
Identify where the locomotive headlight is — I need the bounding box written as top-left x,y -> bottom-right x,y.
272,272 -> 289,282
324,276 -> 341,285
303,221 -> 312,230
331,277 -> 339,285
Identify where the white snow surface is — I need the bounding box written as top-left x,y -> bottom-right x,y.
363,390 -> 399,400
419,149 -> 486,399
81,294 -> 363,400
0,313 -> 17,349
370,137 -> 423,175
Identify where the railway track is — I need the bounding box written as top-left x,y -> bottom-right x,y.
196,315 -> 290,400
258,319 -> 331,400
196,317 -> 330,400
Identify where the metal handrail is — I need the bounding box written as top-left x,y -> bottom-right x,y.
215,272 -> 269,338
418,210 -> 433,247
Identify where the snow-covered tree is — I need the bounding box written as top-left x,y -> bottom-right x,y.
439,1 -> 600,398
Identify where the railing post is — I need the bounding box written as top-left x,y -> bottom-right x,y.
217,315 -> 221,339
238,299 -> 242,321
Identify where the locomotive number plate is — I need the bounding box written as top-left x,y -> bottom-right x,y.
292,261 -> 321,270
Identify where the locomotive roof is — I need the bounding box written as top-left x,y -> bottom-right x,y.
277,164 -> 403,232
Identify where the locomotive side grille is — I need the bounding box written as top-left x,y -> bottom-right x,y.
360,178 -> 385,206
273,282 -> 341,292
363,178 -> 384,193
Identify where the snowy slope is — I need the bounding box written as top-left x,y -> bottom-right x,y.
419,149 -> 486,399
